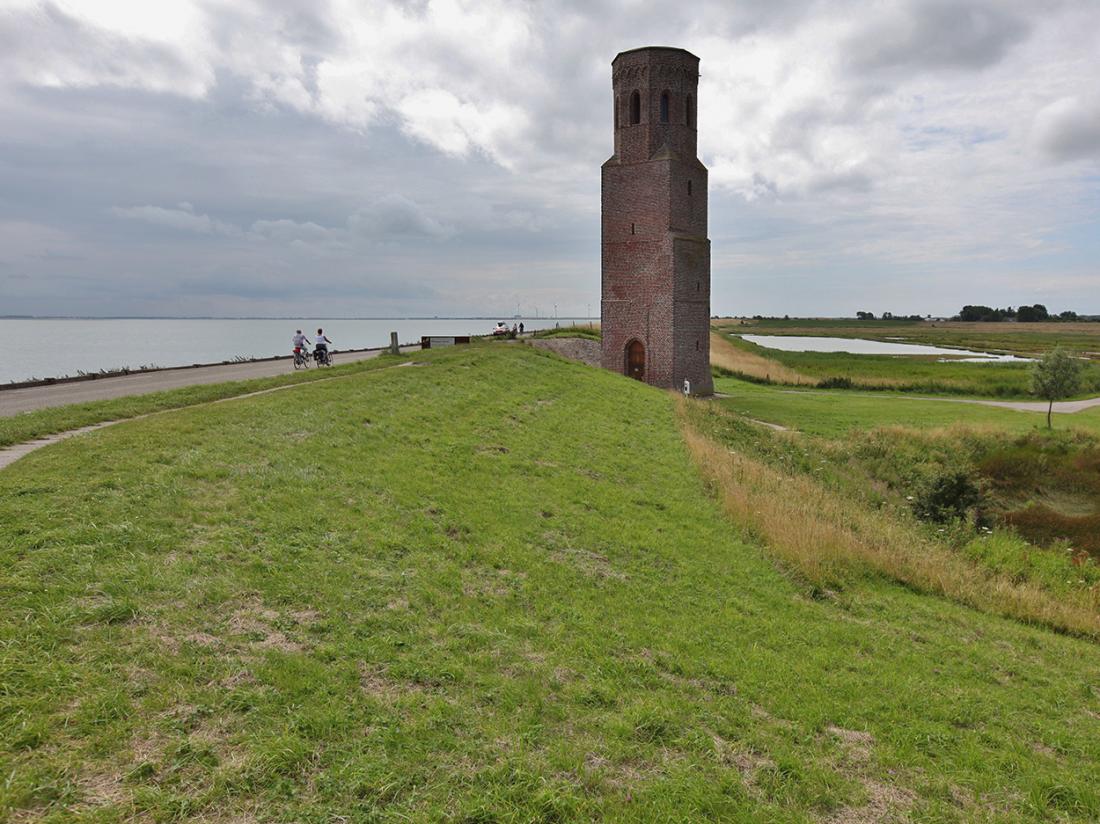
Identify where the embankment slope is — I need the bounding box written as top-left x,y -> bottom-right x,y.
1,344 -> 1098,822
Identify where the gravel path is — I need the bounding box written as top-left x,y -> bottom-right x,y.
0,346 -> 418,417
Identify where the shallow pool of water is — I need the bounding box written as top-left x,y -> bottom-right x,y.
738,335 -> 1032,362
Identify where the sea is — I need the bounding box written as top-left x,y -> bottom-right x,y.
0,318 -> 590,385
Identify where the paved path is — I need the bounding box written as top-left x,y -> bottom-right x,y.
771,389 -> 1100,415
0,347 -> 417,417
0,361 -> 423,471
912,395 -> 1100,414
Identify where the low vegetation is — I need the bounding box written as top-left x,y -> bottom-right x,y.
709,332 -> 817,386
712,332 -> 1100,398
4,345 -> 1100,821
678,396 -> 1100,638
715,317 -> 1100,361
0,353 -> 411,448
530,323 -> 602,341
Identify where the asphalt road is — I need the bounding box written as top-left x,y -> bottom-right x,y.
0,347 -> 416,417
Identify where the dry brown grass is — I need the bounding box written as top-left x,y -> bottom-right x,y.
709,332 -> 818,386
709,331 -> 922,389
676,397 -> 1100,639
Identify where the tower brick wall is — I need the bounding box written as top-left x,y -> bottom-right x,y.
601,46 -> 712,394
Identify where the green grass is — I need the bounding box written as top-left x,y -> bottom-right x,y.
0,353 -> 411,448
718,335 -> 1100,398
714,373 -> 1100,438
719,317 -> 1100,357
531,324 -> 602,341
711,374 -> 1100,600
3,346 -> 1100,821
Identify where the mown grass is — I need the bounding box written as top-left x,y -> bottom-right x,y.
531,324 -> 602,341
0,353 -> 411,448
713,373 -> 1100,439
3,345 -> 1100,821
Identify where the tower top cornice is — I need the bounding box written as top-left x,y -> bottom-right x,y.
612,46 -> 699,63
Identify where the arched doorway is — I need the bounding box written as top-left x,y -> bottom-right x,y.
625,339 -> 645,381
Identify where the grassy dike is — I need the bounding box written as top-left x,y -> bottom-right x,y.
2,344 -> 1100,822
0,353 -> 413,448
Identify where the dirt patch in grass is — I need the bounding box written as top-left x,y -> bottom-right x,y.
359,662 -> 423,700
227,600 -> 309,653
820,726 -> 915,824
710,732 -> 774,798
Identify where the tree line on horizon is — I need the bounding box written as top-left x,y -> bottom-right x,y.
848,306 -> 1096,322
953,304 -> 1092,323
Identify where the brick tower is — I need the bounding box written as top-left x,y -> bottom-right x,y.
601,46 -> 712,394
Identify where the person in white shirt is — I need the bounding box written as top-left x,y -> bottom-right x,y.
313,328 -> 332,363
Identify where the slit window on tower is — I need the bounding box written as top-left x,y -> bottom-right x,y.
660,92 -> 669,123
687,180 -> 692,195
614,96 -> 620,129
686,94 -> 695,127
630,90 -> 641,125
631,222 -> 636,235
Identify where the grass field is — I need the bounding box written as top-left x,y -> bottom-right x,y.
0,354 -> 411,448
715,318 -> 1100,359
711,332 -> 1100,399
3,344 -> 1100,822
710,371 -> 1100,594
712,373 -> 1100,438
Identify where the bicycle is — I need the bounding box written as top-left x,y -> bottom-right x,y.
314,347 -> 333,367
293,347 -> 311,369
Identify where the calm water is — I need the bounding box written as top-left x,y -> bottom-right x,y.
739,335 -> 1032,362
0,318 -> 589,384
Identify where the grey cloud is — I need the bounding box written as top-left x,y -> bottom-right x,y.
111,204 -> 240,236
806,169 -> 875,195
845,1 -> 1031,73
1034,97 -> 1100,163
1,1 -> 1098,318
0,3 -> 204,94
348,196 -> 455,241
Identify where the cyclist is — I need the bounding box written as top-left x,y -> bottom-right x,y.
292,329 -> 310,361
314,328 -> 333,364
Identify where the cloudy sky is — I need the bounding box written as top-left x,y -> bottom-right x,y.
1,0 -> 1098,318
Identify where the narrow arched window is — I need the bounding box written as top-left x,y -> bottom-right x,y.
614,96 -> 620,129
660,92 -> 669,123
686,94 -> 695,128
687,180 -> 692,196
630,90 -> 641,125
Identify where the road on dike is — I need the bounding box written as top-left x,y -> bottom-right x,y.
0,347 -> 420,418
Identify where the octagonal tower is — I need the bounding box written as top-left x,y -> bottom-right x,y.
601,46 -> 712,394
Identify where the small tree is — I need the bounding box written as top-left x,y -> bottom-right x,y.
1030,348 -> 1082,428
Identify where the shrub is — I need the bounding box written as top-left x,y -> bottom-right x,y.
818,376 -> 853,389
910,466 -> 983,523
